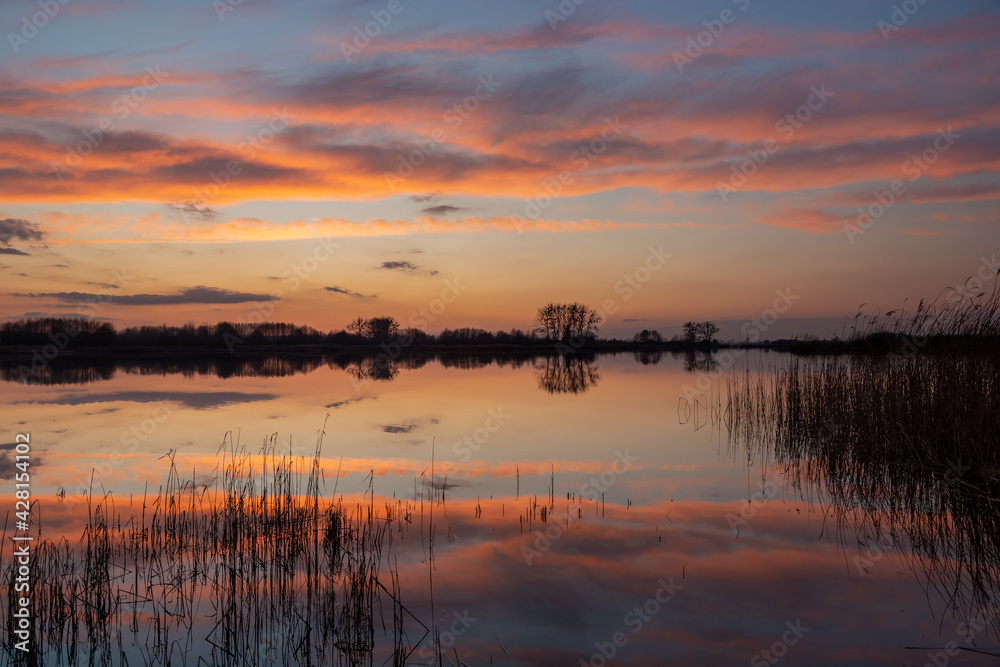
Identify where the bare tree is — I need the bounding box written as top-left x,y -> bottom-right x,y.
682,321 -> 699,343
633,329 -> 663,343
682,321 -> 719,344
364,316 -> 400,343
697,321 -> 720,344
346,316 -> 367,338
534,303 -> 601,342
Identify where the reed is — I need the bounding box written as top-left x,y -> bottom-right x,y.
725,283 -> 1000,636
1,424 -> 438,666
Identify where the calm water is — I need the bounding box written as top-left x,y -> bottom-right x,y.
2,351 -> 996,666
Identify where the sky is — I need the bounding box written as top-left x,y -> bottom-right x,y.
1,0 -> 998,339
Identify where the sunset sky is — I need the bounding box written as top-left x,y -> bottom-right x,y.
1,0 -> 998,339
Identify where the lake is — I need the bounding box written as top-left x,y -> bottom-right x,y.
2,350 -> 997,666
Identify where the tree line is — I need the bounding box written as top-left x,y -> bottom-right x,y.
0,304 -> 722,350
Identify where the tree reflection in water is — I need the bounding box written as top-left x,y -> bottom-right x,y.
534,355 -> 600,394
632,350 -> 663,366
344,356 -> 400,383
682,349 -> 718,373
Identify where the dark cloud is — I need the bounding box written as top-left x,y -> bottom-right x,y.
380,260 -> 418,271
167,201 -> 218,221
157,158 -> 298,184
421,204 -> 466,216
85,281 -> 122,289
410,192 -> 442,203
378,261 -> 438,276
50,263 -> 70,268
325,285 -> 376,298
622,318 -> 649,323
90,130 -> 168,154
11,286 -> 280,306
0,247 -> 29,255
0,218 -> 43,245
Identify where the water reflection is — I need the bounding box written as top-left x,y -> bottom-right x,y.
632,350 -> 662,365
2,352 -> 576,389
342,355 -> 401,382
0,354 -> 331,385
5,350 -> 999,664
681,349 -> 719,373
534,354 -> 600,394
725,355 -> 1000,636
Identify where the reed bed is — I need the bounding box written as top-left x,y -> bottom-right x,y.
725,283 -> 1000,637
1,427 -> 432,666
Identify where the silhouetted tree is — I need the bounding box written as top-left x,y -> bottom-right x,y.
534,303 -> 600,342
633,329 -> 663,343
401,327 -> 431,344
364,316 -> 399,343
346,317 -> 366,338
439,328 -> 494,344
682,321 -> 699,343
697,322 -> 720,344
681,321 -> 719,344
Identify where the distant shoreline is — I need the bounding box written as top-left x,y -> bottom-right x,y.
1,335 -> 995,361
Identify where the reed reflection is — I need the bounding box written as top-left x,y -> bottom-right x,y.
725,348 -> 1000,635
